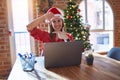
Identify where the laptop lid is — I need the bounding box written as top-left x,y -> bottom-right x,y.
44,41 -> 84,68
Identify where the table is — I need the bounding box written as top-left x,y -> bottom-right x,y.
8,54 -> 120,80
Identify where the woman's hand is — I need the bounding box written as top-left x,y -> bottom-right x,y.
53,27 -> 69,41
45,12 -> 54,23
26,12 -> 54,31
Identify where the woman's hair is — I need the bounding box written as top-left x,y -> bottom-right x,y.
49,19 -> 65,39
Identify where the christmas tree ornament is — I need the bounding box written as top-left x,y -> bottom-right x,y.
78,9 -> 81,12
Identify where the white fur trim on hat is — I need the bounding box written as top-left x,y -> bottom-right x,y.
54,14 -> 63,19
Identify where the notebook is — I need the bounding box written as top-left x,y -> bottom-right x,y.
44,41 -> 84,68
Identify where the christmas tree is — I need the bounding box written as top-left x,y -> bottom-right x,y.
64,0 -> 92,50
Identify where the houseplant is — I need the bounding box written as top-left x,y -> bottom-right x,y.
85,49 -> 94,65
86,53 -> 94,65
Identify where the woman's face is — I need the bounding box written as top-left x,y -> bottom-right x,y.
51,16 -> 63,31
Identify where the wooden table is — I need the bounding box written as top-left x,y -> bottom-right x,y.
8,54 -> 120,80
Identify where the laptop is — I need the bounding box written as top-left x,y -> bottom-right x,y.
44,41 -> 84,68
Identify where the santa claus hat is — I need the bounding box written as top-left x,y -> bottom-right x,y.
47,7 -> 63,19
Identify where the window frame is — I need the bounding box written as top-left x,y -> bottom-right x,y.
79,0 -> 114,52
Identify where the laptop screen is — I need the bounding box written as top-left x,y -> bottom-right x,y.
44,41 -> 84,68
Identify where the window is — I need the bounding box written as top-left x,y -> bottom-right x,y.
79,0 -> 113,52
10,0 -> 34,55
11,0 -> 30,54
8,0 -> 34,65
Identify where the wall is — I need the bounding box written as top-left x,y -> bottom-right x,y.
0,0 -> 11,79
109,0 -> 120,47
0,0 -> 120,79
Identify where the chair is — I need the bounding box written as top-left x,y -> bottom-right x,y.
107,47 -> 120,61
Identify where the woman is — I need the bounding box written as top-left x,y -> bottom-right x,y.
27,7 -> 74,55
